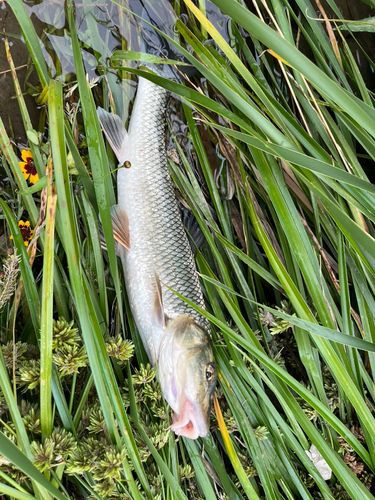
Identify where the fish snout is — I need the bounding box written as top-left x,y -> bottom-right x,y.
170,398 -> 211,440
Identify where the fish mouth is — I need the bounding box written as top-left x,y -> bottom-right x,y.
170,399 -> 202,440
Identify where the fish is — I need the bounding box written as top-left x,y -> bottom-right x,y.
97,72 -> 217,440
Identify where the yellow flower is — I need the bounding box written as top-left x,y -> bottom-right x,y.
10,221 -> 35,246
19,150 -> 39,184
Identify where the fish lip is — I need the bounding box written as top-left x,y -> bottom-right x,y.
170,398 -> 209,440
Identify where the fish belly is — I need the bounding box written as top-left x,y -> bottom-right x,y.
117,77 -> 208,363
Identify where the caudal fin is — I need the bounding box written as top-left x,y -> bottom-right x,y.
97,107 -> 128,167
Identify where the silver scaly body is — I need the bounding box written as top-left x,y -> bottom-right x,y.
116,77 -> 208,361
98,74 -> 216,439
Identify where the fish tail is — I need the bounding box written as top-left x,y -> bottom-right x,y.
97,107 -> 128,167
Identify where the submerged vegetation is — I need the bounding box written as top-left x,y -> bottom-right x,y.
1,0 -> 375,498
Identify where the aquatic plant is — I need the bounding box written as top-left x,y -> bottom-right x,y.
0,252 -> 21,310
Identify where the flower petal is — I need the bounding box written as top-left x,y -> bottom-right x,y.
29,173 -> 39,185
21,150 -> 33,162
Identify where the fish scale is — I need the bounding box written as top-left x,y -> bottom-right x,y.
115,76 -> 209,361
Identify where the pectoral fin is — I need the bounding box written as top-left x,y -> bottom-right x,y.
153,271 -> 169,327
111,205 -> 130,250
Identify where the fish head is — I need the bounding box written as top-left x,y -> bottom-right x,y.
158,315 -> 217,440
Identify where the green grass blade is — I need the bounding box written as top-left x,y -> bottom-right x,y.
202,433 -> 245,499
0,117 -> 39,225
182,439 -> 217,499
39,181 -> 56,440
204,122 -> 375,195
40,91 -> 60,442
0,482 -> 36,500
49,78 -> 147,498
112,50 -> 192,66
81,193 -> 108,324
65,127 -> 98,212
0,348 -> 32,456
200,274 -> 375,352
66,0 -> 124,337
214,395 -> 261,500
210,0 -> 375,137
7,0 -> 49,86
299,170 -> 375,274
134,424 -> 187,500
211,231 -> 282,290
4,37 -> 45,180
0,199 -> 40,332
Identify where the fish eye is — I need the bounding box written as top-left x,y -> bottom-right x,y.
206,363 -> 216,382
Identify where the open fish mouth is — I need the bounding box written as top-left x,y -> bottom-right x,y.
170,399 -> 201,440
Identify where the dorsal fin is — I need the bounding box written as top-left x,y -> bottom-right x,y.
110,205 -> 130,250
97,107 -> 128,167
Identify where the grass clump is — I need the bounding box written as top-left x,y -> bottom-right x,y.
1,0 -> 375,498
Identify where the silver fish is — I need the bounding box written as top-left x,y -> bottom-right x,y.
97,74 -> 216,439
